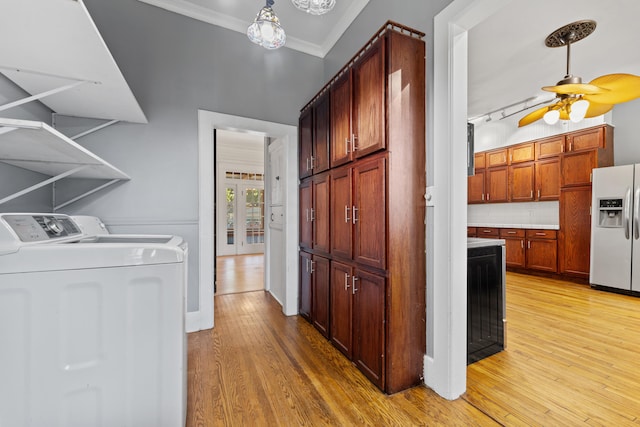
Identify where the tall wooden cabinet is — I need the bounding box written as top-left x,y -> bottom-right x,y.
298,22 -> 426,394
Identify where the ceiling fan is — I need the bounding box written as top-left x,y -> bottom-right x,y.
518,20 -> 640,127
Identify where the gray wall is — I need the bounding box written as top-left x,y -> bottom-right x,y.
0,75 -> 54,212
60,0 -> 323,312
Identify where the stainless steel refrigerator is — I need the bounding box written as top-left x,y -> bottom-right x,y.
590,164 -> 640,292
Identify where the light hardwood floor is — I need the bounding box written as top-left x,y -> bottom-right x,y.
215,254 -> 264,295
188,271 -> 640,426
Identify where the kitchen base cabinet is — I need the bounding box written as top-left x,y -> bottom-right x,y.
330,261 -> 353,358
500,229 -> 525,268
300,252 -> 330,337
299,252 -> 312,321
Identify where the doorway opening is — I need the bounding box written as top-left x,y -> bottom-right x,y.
214,129 -> 266,296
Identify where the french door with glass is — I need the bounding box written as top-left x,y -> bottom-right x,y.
218,180 -> 265,255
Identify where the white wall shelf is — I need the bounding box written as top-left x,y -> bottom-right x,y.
0,118 -> 130,209
0,0 -> 147,124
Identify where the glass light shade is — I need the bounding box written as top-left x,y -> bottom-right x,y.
543,109 -> 560,125
247,7 -> 286,49
291,0 -> 336,15
569,99 -> 590,123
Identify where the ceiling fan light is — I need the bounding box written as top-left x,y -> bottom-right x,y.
291,0 -> 336,15
247,1 -> 286,50
569,99 -> 590,123
543,109 -> 560,125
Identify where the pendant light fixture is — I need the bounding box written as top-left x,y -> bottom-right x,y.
247,0 -> 286,50
291,0 -> 336,15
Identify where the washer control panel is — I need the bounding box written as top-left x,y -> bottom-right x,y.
2,214 -> 82,242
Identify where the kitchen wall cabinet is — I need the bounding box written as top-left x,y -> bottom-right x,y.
486,166 -> 509,203
298,22 -> 425,394
525,229 -> 557,273
299,179 -> 313,249
559,185 -> 593,279
299,108 -> 313,179
536,135 -> 565,159
536,158 -> 561,200
468,169 -> 485,203
509,142 -> 535,164
509,162 -> 535,202
486,148 -> 508,168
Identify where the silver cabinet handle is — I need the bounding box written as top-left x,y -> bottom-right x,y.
310,156 -> 315,170
530,190 -> 533,198
344,273 -> 350,291
345,138 -> 350,155
306,208 -> 309,222
507,231 -> 516,234
487,193 -> 490,201
352,134 -> 358,151
528,241 -> 531,249
310,260 -> 315,274
345,205 -> 351,223
535,232 -> 546,236
306,258 -> 310,273
521,240 -> 524,249
310,208 -> 315,222
352,276 -> 359,294
352,206 -> 358,224
306,158 -> 310,171
482,193 -> 485,201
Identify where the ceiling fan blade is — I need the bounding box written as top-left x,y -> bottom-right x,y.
542,83 -> 607,95
518,105 -> 551,127
586,73 -> 640,104
580,98 -> 614,117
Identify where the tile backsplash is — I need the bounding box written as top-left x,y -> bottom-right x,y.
468,201 -> 559,227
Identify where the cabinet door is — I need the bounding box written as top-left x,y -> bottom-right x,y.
353,269 -> 385,389
353,156 -> 386,270
526,239 -> 558,272
509,163 -> 535,202
330,166 -> 352,259
536,135 -> 565,159
299,108 -> 313,179
486,166 -> 509,203
352,38 -> 385,158
313,173 -> 330,254
559,185 -> 592,278
566,126 -> 603,152
312,256 -> 330,338
468,170 -> 485,204
299,251 -> 312,320
330,261 -> 353,358
313,92 -> 330,173
474,152 -> 486,170
562,150 -> 596,187
500,229 -> 525,268
467,227 -> 477,237
486,148 -> 508,168
536,158 -> 560,201
509,143 -> 535,164
330,72 -> 353,168
299,179 -> 313,249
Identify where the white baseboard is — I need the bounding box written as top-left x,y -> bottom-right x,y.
186,310 -> 213,333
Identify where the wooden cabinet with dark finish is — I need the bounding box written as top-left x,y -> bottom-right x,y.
300,92 -> 331,177
311,255 -> 330,338
299,22 -> 425,394
330,260 -> 353,358
299,251 -> 312,320
526,229 -> 557,273
299,174 -> 330,254
467,227 -> 477,237
330,72 -> 353,168
500,228 -> 525,268
352,269 -> 385,389
559,185 -> 592,279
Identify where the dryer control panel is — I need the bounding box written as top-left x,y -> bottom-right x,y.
1,214 -> 82,242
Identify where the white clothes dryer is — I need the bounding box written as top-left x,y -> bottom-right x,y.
0,213 -> 187,427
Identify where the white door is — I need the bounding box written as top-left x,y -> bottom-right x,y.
217,181 -> 265,256
590,164 -> 634,290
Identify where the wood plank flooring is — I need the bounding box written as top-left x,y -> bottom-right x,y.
215,254 -> 264,295
188,272 -> 640,426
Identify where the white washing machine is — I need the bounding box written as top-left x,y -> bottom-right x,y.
0,213 -> 187,427
72,215 -> 176,244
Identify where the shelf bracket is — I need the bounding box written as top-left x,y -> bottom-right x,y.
70,119 -> 119,140
0,165 -> 89,206
0,80 -> 86,113
54,179 -> 121,211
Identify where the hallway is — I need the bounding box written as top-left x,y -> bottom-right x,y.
215,254 -> 264,295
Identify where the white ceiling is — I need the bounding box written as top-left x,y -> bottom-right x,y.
136,0 -> 640,123
468,0 -> 640,120
136,0 -> 370,57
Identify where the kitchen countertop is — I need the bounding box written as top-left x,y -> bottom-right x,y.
467,237 -> 506,249
468,223 -> 559,230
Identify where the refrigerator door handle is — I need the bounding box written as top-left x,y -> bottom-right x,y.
634,186 -> 640,239
625,187 -> 632,240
